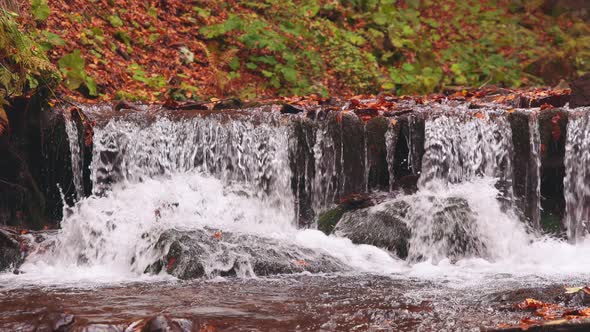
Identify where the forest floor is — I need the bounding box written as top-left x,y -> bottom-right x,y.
11,0 -> 590,103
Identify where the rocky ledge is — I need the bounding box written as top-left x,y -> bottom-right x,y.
144,229 -> 346,279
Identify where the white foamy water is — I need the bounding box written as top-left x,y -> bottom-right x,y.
564,107 -> 590,241
4,111 -> 590,288
7,172 -> 590,288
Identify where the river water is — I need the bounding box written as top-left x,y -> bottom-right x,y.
2,107 -> 590,331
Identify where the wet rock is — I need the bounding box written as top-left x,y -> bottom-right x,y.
408,197 -> 487,262
134,315 -> 191,332
333,199 -> 411,259
387,114 -> 424,191
538,109 -> 568,233
145,229 -> 346,279
280,103 -> 305,114
312,111 -> 366,207
570,73 -> 590,108
212,98 -> 242,110
78,324 -> 126,332
365,116 -> 390,191
340,112 -> 367,195
508,111 -> 540,228
332,195 -> 485,261
113,101 -> 145,112
32,312 -> 75,332
488,285 -> 565,307
0,228 -> 24,272
490,319 -> 590,332
567,289 -> 590,307
317,206 -> 346,235
289,118 -> 316,228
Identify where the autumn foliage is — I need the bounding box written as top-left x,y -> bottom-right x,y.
6,0 -> 590,103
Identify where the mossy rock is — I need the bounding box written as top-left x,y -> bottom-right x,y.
317,206 -> 346,235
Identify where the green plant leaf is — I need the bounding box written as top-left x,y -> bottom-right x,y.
31,0 -> 50,21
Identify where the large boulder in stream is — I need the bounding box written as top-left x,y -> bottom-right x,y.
408,196 -> 487,262
0,228 -> 24,272
331,196 -> 486,262
333,199 -> 412,259
145,229 -> 346,279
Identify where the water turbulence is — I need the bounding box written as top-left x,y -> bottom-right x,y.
18,110 -> 398,282
11,105 -> 590,284
564,107 -> 590,241
394,111 -> 529,263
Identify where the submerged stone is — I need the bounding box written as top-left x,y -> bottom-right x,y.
0,228 -> 23,272
145,229 -> 346,280
333,199 -> 411,259
332,195 -> 485,262
407,197 -> 487,262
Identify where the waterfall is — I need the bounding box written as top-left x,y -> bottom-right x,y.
20,110 -> 399,278
528,112 -> 541,230
418,112 -> 514,197
63,112 -> 84,200
311,111 -> 366,212
385,120 -> 399,191
90,113 -> 294,212
564,108 -> 590,241
312,114 -> 339,211
15,104 -> 590,284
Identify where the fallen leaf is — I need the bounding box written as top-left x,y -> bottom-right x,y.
166,256 -> 176,271
517,298 -> 545,310
565,286 -> 583,294
294,259 -> 308,266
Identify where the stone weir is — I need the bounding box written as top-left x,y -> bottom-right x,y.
1,87 -> 589,240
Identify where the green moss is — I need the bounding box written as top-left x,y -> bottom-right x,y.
317,207 -> 346,235
541,213 -> 562,235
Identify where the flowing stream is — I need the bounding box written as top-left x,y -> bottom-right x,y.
3,106 -> 590,330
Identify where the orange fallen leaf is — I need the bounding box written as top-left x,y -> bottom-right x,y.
390,119 -> 398,126
517,298 -> 545,310
166,256 -> 177,271
213,231 -> 222,239
540,103 -> 553,110
294,259 -> 308,266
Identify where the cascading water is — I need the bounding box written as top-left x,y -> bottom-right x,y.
392,111 -> 529,263
418,112 -> 514,194
528,111 -> 542,230
9,106 -> 590,286
63,112 -> 84,200
564,107 -> 590,241
312,116 -> 339,210
7,104 -> 590,331
16,111 -> 399,282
